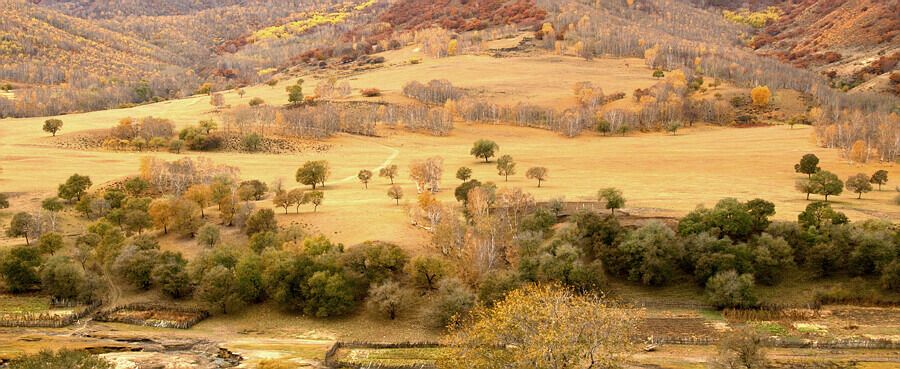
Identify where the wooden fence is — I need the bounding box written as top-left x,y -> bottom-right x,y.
0,301 -> 101,328
645,335 -> 900,350
94,303 -> 209,329
324,342 -> 441,369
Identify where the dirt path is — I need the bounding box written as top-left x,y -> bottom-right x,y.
337,138 -> 399,183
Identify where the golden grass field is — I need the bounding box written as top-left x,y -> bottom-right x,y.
1,49 -> 898,253
1,43 -> 899,367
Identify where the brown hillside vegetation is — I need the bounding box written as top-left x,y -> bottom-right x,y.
753,0 -> 900,77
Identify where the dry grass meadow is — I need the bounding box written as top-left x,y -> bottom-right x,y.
1,44 -> 899,367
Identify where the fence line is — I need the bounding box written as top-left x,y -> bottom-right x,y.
94,303 -> 209,329
0,300 -> 101,328
324,342 -> 441,369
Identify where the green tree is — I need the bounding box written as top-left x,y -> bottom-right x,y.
43,119 -> 63,136
235,253 -> 265,302
6,212 -> 33,245
423,278 -> 475,328
295,160 -> 330,189
618,221 -> 678,286
249,231 -> 281,254
704,270 -> 757,309
38,232 -> 64,255
455,167 -> 472,181
196,224 -> 221,247
242,133 -> 263,152
441,283 -> 637,369
810,170 -> 843,201
113,245 -> 161,290
379,164 -> 398,184
286,84 -> 304,105
341,241 -> 408,284
470,139 -> 500,163
407,256 -> 451,290
303,190 -> 324,212
794,154 -> 820,178
525,167 -> 548,187
168,139 -> 185,153
845,173 -> 873,199
496,155 -> 516,181
152,252 -> 191,298
39,256 -> 85,301
367,280 -> 406,319
249,97 -> 265,106
0,193 -> 8,209
245,209 -> 277,236
597,187 -> 625,215
57,174 -> 92,202
0,246 -> 42,293
870,170 -> 889,190
358,169 -> 373,189
653,70 -> 665,79
197,265 -> 243,314
665,121 -> 682,135
476,269 -> 522,307
305,270 -> 356,317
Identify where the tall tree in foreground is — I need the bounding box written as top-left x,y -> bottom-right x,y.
43,119 -> 63,136
496,155 -> 516,181
471,139 -> 499,163
870,170 -> 889,190
597,187 -> 625,215
794,154 -> 820,178
525,167 -> 548,187
845,173 -> 873,199
440,283 -> 637,369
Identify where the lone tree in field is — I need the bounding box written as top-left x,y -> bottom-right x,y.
653,70 -> 665,79
456,167 -> 472,182
358,170 -> 373,189
379,165 -> 398,184
388,185 -> 404,205
43,119 -> 63,136
236,88 -> 246,98
810,170 -> 843,201
794,154 -> 821,178
526,167 -> 548,187
471,139 -> 499,163
286,84 -> 304,105
665,121 -> 682,135
440,283 -> 638,369
496,155 -> 516,181
870,170 -> 889,190
598,187 -> 625,215
210,93 -> 225,110
750,86 -> 770,108
295,160 -> 330,189
58,174 -> 92,202
846,173 -> 873,199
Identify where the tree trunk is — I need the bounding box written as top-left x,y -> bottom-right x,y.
537,180 -> 542,188
806,193 -> 810,200
858,192 -> 862,199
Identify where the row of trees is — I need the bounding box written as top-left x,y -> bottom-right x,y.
793,154 -> 891,201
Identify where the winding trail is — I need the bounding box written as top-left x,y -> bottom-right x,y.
337,138 -> 399,183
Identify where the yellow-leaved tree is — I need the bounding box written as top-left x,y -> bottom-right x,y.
439,283 -> 639,369
751,86 -> 771,107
